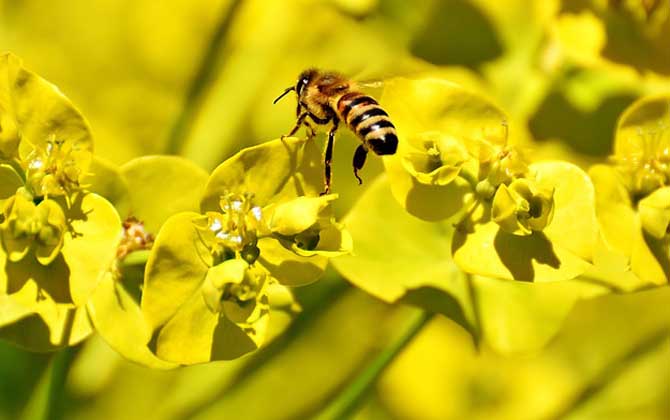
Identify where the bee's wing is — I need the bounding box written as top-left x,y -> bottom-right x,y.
356,80 -> 385,89
350,66 -> 426,92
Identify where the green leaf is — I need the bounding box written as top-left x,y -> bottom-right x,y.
201,137 -> 323,213
121,155 -> 208,234
0,163 -> 22,200
86,156 -> 131,217
471,276 -> 609,354
379,283 -> 670,420
0,53 -> 93,159
331,175 -> 476,334
87,271 -> 177,369
539,286 -> 670,419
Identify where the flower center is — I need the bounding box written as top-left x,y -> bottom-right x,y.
204,192 -> 265,264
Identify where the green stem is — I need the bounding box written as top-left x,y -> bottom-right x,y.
458,167 -> 479,191
22,347 -> 76,420
44,347 -> 75,420
164,0 -> 245,155
315,310 -> 435,420
465,273 -> 482,349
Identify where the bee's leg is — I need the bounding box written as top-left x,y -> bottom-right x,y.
303,120 -> 317,139
322,118 -> 339,195
283,111 -> 309,139
352,144 -> 368,185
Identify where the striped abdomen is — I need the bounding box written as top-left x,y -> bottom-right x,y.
336,92 -> 398,155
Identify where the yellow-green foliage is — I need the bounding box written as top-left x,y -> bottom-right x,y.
0,1 -> 669,419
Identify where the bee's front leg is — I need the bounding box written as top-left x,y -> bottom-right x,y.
303,120 -> 317,139
282,111 -> 309,139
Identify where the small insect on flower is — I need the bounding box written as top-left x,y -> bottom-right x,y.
274,69 -> 398,194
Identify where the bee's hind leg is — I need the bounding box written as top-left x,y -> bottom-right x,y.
352,144 -> 368,185
322,118 -> 339,195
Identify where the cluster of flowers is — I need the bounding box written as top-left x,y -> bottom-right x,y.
0,53 -> 350,366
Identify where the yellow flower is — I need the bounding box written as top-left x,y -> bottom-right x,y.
492,178 -> 555,236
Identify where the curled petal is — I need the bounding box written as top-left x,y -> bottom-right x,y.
639,186 -> 670,239
269,194 -> 338,236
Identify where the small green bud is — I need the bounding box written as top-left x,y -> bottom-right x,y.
492,178 -> 555,236
486,148 -> 529,187
475,180 -> 496,200
241,242 -> 261,264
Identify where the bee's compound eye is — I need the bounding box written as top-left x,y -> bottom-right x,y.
297,76 -> 309,95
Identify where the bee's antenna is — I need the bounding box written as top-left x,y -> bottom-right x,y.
273,86 -> 295,104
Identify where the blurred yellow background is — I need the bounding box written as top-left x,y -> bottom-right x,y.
1,0 -> 669,419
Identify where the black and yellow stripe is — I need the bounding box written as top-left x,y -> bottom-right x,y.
337,92 -> 398,155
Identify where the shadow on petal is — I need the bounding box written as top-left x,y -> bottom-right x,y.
210,314 -> 258,361
493,231 -> 561,282
5,255 -> 73,303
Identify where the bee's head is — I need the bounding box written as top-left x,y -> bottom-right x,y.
273,69 -> 318,105
296,69 -> 317,96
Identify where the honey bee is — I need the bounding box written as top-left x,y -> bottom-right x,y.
274,69 -> 398,194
